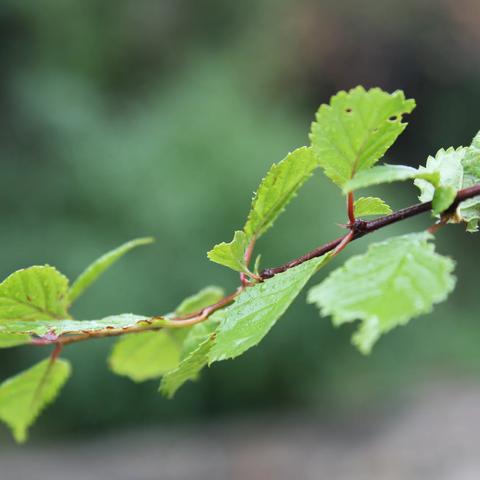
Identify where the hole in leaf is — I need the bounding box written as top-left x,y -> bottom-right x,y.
345,108 -> 352,113
389,115 -> 399,122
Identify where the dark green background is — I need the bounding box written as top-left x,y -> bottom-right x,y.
0,0 -> 479,441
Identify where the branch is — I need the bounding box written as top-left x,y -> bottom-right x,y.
260,183 -> 480,278
35,183 -> 480,347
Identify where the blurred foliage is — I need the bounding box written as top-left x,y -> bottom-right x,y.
0,0 -> 480,440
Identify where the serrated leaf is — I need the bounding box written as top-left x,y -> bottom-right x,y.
0,333 -> 31,348
0,313 -> 151,337
207,231 -> 249,274
68,237 -> 154,304
353,197 -> 392,217
0,358 -> 71,442
108,286 -> 224,382
159,336 -> 213,399
244,146 -> 318,238
459,131 -> 480,231
343,164 -> 439,193
0,266 -> 70,321
310,86 -> 415,188
415,148 -> 465,214
109,331 -> 181,382
308,233 -> 456,354
208,254 -> 332,363
174,286 -> 225,316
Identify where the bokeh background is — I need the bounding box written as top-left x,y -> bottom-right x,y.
0,0 -> 479,478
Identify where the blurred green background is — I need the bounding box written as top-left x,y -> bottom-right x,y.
0,0 -> 479,442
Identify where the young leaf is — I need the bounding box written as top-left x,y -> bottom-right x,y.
459,131 -> 480,231
207,231 -> 250,274
0,333 -> 31,348
415,148 -> 465,214
174,286 -> 225,316
208,147 -> 318,273
159,336 -> 213,399
308,233 -> 456,354
343,164 -> 439,193
0,266 -> 69,321
68,237 -> 154,304
209,254 -> 332,363
108,286 -> 224,382
310,87 -> 415,188
353,197 -> 392,217
109,331 -> 181,382
244,146 -> 318,238
0,313 -> 151,337
0,358 -> 71,442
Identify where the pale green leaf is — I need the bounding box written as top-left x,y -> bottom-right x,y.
207,230 -> 249,274
0,313 -> 152,337
343,164 -> 439,193
68,237 -> 154,304
174,286 -> 225,316
353,197 -> 392,217
109,331 -> 181,382
0,266 -> 69,321
415,148 -> 465,214
108,286 -> 224,383
310,86 -> 415,188
0,333 -> 31,348
308,233 -> 456,354
0,358 -> 71,442
159,336 -> 213,399
244,146 -> 318,238
209,254 -> 332,363
459,131 -> 480,231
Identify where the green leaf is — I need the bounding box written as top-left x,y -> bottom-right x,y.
353,197 -> 392,217
209,254 -> 332,362
343,164 -> 439,193
0,358 -> 71,442
174,286 -> 225,316
0,313 -> 151,337
244,147 -> 318,238
207,230 -> 249,274
0,266 -> 70,321
459,131 -> 480,231
415,148 -> 465,214
308,233 -> 456,354
310,87 -> 415,188
159,336 -> 213,399
109,331 -> 181,382
68,237 -> 154,304
108,286 -> 224,382
0,333 -> 31,348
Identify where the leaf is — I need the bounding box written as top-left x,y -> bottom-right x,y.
0,266 -> 70,321
209,254 -> 332,362
159,336 -> 213,399
308,233 -> 456,354
207,231 -> 249,274
415,148 -> 465,214
310,86 -> 415,188
108,286 -> 224,382
0,358 -> 71,442
175,286 -> 225,316
343,164 -> 439,193
0,313 -> 152,337
244,147 -> 318,238
68,237 -> 154,304
459,131 -> 480,231
353,197 -> 392,217
0,333 -> 31,348
208,147 -> 318,273
109,331 -> 181,382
